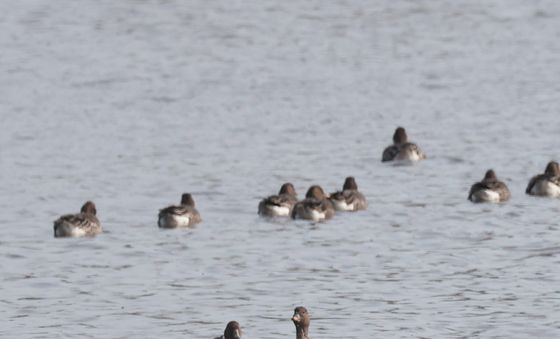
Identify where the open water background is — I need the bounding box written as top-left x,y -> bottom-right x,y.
1,1 -> 560,338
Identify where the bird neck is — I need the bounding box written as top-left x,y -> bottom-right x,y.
295,324 -> 308,339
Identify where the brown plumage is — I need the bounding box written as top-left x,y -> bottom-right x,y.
53,201 -> 102,237
468,169 -> 511,203
291,185 -> 335,221
214,321 -> 241,339
292,306 -> 310,339
329,176 -> 368,211
382,127 -> 426,162
526,161 -> 560,197
158,193 -> 201,228
258,183 -> 298,217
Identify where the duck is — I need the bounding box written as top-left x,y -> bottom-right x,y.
329,176 -> 368,211
292,306 -> 310,339
258,182 -> 298,217
291,185 -> 335,221
526,161 -> 560,198
158,193 -> 201,228
53,201 -> 102,238
468,169 -> 511,203
382,126 -> 426,162
214,321 -> 241,339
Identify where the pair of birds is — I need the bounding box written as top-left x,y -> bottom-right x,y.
215,306 -> 310,339
53,193 -> 201,237
468,161 -> 560,203
258,177 -> 368,222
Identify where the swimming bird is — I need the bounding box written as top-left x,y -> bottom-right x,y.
468,169 -> 511,203
53,201 -> 102,237
382,127 -> 426,163
214,321 -> 241,339
158,193 -> 201,228
526,161 -> 560,198
292,306 -> 310,339
329,176 -> 368,211
258,182 -> 298,217
291,185 -> 335,221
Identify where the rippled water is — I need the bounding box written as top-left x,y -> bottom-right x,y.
2,1 -> 560,338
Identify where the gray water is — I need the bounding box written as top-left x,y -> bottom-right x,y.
1,1 -> 560,338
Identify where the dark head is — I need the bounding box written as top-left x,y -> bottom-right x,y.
484,169 -> 497,181
292,306 -> 310,333
393,127 -> 408,144
223,321 -> 241,339
342,176 -> 358,190
279,183 -> 297,196
180,193 -> 195,207
80,201 -> 97,215
305,185 -> 326,199
545,161 -> 560,176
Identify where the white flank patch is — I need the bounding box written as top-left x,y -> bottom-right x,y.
56,224 -> 86,237
472,189 -> 501,203
405,152 -> 421,161
532,181 -> 560,198
332,199 -> 354,211
396,149 -> 421,162
268,205 -> 290,216
71,227 -> 87,237
309,210 -> 326,222
159,215 -> 191,228
173,215 -> 191,227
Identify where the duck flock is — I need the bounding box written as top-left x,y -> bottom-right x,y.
52,126 -> 560,338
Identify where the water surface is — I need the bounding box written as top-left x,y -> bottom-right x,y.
1,1 -> 560,338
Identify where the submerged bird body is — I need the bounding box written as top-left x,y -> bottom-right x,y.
468,170 -> 511,203
329,176 -> 368,211
158,193 -> 201,228
214,321 -> 241,339
53,201 -> 102,238
291,185 -> 335,221
526,161 -> 560,198
258,183 -> 298,217
382,127 -> 426,163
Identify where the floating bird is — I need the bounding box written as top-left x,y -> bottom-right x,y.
214,321 -> 241,339
468,169 -> 511,203
526,161 -> 560,198
258,182 -> 298,217
292,306 -> 310,339
291,185 -> 335,221
329,176 -> 368,211
382,126 -> 426,163
53,201 -> 102,238
158,193 -> 201,228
